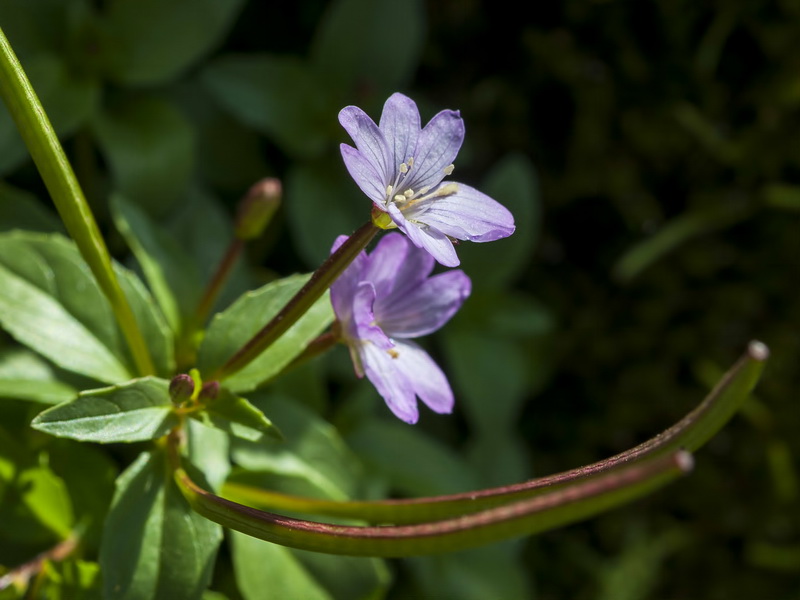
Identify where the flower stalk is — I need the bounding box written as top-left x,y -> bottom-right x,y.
0,27 -> 154,376
220,340 -> 768,523
168,426 -> 691,556
211,220 -> 379,380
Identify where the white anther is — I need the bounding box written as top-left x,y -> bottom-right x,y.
399,163 -> 409,174
394,194 -> 406,202
404,189 -> 414,198
444,164 -> 455,175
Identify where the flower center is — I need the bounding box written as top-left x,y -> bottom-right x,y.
383,158 -> 458,213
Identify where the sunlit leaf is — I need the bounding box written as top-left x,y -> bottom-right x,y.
197,274 -> 334,393
100,451 -> 222,600
31,377 -> 178,443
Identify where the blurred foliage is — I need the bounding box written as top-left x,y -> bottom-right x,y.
0,0 -> 798,599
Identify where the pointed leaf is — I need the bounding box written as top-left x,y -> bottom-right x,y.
0,260 -> 131,383
0,232 -> 173,380
111,194 -> 201,334
100,451 -> 222,600
197,274 -> 334,393
231,396 -> 362,501
31,377 -> 178,443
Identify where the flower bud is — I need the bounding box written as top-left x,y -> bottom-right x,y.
198,380 -> 220,401
234,178 -> 282,240
169,373 -> 195,405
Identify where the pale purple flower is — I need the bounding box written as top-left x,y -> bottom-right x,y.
331,233 -> 471,423
338,93 -> 515,267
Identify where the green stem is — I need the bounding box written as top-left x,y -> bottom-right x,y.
212,221 -> 378,380
173,440 -> 692,556
0,28 -> 154,376
222,340 -> 768,524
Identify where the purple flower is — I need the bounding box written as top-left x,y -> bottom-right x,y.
331,233 -> 471,423
338,93 -> 515,267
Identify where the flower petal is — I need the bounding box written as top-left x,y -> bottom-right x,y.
404,109 -> 464,192
351,282 -> 392,352
338,105 -> 392,186
377,270 -> 471,338
392,340 -> 454,415
360,342 -> 419,423
388,204 -> 460,267
329,235 -> 368,325
378,93 -> 420,174
420,183 -> 516,242
362,233 -> 434,302
339,144 -> 387,205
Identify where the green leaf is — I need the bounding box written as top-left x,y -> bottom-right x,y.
0,245 -> 132,384
346,418 -> 478,497
310,0 -> 425,97
116,262 -> 175,377
187,419 -> 230,492
0,232 -> 173,381
230,531 -> 332,600
197,274 -> 334,393
100,0 -> 247,86
455,154 -> 541,289
231,528 -> 391,600
285,161 -> 366,266
37,559 -> 103,600
31,377 -> 178,443
231,396 -> 362,501
0,348 -> 77,405
0,182 -> 64,233
111,194 -> 202,335
201,54 -> 331,159
92,95 -> 193,215
100,451 -> 222,600
0,446 -> 75,544
192,388 -> 283,443
0,54 -> 99,175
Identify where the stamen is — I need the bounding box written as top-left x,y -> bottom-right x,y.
444,164 -> 455,176
399,163 -> 409,174
404,189 -> 414,198
432,183 -> 459,197
394,194 -> 406,202
387,348 -> 400,359
385,185 -> 393,196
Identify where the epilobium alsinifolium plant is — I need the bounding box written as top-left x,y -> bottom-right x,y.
0,26 -> 769,600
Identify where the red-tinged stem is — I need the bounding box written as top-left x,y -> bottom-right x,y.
210,221 -> 378,381
223,340 -> 768,524
171,433 -> 692,556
